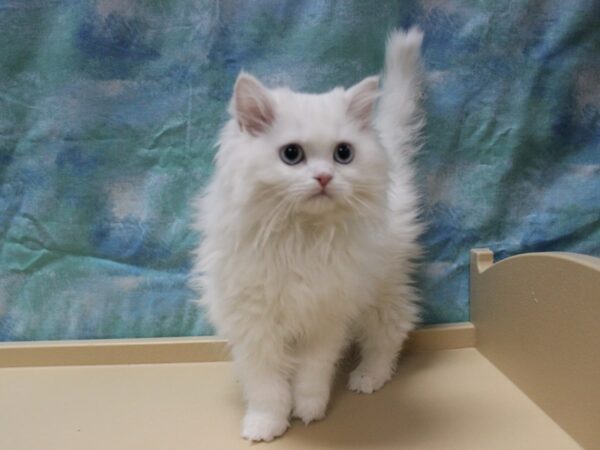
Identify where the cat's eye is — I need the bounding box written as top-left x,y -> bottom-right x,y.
333,143 -> 354,164
279,143 -> 305,165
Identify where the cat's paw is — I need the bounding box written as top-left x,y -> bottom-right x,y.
292,395 -> 328,425
241,411 -> 289,442
348,366 -> 393,394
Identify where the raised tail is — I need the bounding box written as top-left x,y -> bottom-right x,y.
375,27 -> 425,162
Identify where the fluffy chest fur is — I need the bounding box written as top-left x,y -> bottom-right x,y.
198,215 -> 387,345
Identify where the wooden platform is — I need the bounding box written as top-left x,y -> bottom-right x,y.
0,348 -> 579,450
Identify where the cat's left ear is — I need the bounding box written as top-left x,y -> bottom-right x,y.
345,76 -> 380,128
233,72 -> 275,136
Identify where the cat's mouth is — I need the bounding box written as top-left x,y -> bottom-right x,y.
310,190 -> 332,199
298,189 -> 339,214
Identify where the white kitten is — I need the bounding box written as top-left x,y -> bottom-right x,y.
191,28 -> 425,442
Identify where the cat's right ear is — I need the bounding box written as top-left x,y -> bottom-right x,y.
345,76 -> 380,129
232,73 -> 275,136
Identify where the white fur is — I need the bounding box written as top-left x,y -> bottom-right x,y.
190,28 -> 425,442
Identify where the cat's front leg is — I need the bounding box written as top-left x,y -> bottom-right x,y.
292,327 -> 347,424
231,342 -> 293,442
349,289 -> 417,394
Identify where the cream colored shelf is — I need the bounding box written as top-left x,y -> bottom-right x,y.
0,348 -> 579,450
471,249 -> 600,449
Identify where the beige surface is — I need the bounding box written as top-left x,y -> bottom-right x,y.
404,322 -> 475,352
0,348 -> 579,450
471,249 -> 600,450
0,336 -> 230,368
0,322 -> 475,368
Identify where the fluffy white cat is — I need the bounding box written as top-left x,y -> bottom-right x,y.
191,28 -> 425,442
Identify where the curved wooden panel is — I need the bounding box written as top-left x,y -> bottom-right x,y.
470,249 -> 600,449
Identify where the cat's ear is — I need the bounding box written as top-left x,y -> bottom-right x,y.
345,76 -> 380,128
232,72 -> 275,136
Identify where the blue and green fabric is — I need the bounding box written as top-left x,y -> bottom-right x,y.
0,0 -> 598,340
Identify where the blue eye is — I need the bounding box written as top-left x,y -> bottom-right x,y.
279,143 -> 304,165
334,143 -> 354,164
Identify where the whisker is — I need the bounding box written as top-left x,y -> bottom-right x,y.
253,195 -> 289,249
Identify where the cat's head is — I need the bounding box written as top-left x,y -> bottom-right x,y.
216,72 -> 388,224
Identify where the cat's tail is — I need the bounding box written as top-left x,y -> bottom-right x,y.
375,27 -> 425,163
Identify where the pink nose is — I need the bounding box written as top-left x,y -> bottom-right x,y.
314,174 -> 333,188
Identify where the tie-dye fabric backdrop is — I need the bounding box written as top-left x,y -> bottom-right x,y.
1,1 -> 598,341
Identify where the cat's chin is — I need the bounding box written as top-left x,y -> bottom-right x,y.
297,193 -> 338,215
